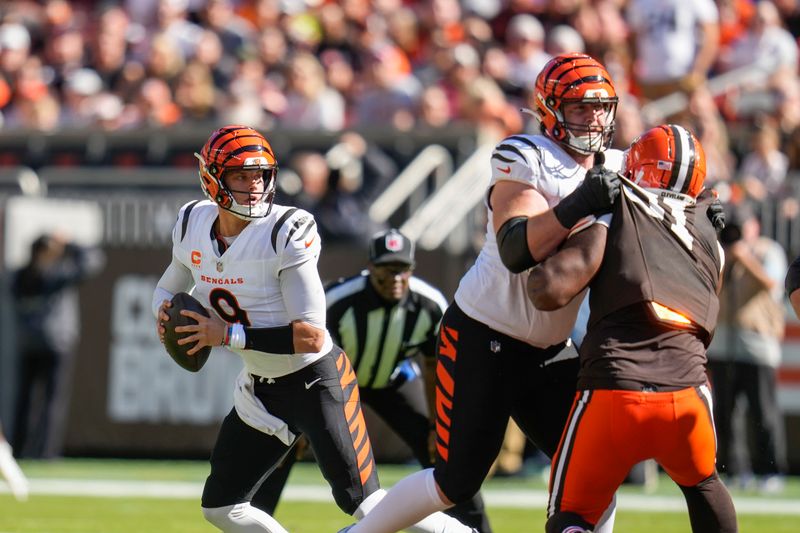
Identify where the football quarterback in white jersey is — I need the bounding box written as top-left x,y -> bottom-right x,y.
152,126 -> 474,533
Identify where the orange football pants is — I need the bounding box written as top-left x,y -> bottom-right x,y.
547,386 -> 717,526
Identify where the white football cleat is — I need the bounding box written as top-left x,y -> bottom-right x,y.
0,440 -> 29,501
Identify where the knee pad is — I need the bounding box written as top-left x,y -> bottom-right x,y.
546,511 -> 594,533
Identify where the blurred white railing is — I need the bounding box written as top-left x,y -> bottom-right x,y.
368,144 -> 453,224
401,143 -> 494,251
640,64 -> 773,124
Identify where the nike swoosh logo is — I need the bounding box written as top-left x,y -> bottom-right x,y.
497,165 -> 511,174
305,377 -> 322,389
304,236 -> 315,248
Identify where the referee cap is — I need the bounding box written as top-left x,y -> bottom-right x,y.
369,229 -> 415,265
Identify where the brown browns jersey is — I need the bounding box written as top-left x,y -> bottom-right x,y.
579,184 -> 722,390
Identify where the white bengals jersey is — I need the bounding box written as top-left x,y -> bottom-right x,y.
454,134 -> 624,348
170,200 -> 332,377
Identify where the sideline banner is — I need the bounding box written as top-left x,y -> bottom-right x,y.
65,245 -> 416,460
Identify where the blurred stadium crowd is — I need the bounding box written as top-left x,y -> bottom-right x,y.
0,0 -> 799,237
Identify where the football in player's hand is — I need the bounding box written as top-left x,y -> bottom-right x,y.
163,292 -> 212,372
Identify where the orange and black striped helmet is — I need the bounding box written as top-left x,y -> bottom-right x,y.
533,53 -> 618,154
194,125 -> 278,219
625,124 -> 707,199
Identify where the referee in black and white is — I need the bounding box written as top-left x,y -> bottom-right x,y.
252,229 -> 491,532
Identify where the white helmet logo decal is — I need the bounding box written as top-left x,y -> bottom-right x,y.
243,156 -> 268,166
385,234 -> 403,252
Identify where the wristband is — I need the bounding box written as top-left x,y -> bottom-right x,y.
229,323 -> 246,350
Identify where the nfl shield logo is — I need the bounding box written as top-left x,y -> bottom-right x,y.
385,234 -> 403,252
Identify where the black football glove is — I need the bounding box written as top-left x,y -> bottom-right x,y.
704,193 -> 726,231
553,152 -> 621,229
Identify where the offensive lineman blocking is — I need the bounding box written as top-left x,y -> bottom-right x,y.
343,53 -> 623,533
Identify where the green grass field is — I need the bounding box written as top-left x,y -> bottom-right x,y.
1,459 -> 798,532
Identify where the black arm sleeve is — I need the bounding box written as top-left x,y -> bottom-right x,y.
244,325 -> 295,354
786,255 -> 800,296
496,216 -> 537,273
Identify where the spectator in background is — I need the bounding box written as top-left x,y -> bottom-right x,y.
11,233 -> 105,459
129,77 -> 181,127
60,67 -> 103,127
280,52 -> 345,131
708,203 -> 788,493
90,8 -> 132,94
416,85 -> 452,129
173,60 -> 217,123
153,0 -> 202,61
626,0 -> 719,104
0,22 -> 32,81
193,29 -> 235,91
143,32 -> 185,87
738,120 -> 790,207
685,85 -> 737,191
42,24 -> 86,91
717,0 -> 799,128
545,24 -> 585,56
354,44 -> 421,130
502,14 -> 550,97
198,0 -> 255,61
5,56 -> 61,131
88,92 -> 125,130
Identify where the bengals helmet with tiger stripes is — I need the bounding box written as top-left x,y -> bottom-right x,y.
625,124 -> 707,199
533,53 -> 618,154
194,125 -> 278,219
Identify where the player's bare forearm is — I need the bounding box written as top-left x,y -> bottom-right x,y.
291,321 -> 325,353
527,224 -> 607,310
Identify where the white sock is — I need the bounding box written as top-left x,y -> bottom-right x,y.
593,493 -> 616,533
351,469 -> 472,533
0,440 -> 28,502
354,489 -> 388,519
202,502 -> 289,532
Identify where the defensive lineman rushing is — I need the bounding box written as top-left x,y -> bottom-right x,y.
528,124 -> 737,532
153,125 -> 473,532
343,53 -> 623,533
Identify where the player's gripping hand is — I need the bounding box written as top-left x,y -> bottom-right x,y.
175,309 -> 227,355
156,299 -> 171,344
553,152 -> 621,229
699,188 -> 726,231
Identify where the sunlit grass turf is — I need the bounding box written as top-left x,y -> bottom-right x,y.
1,459 -> 799,532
